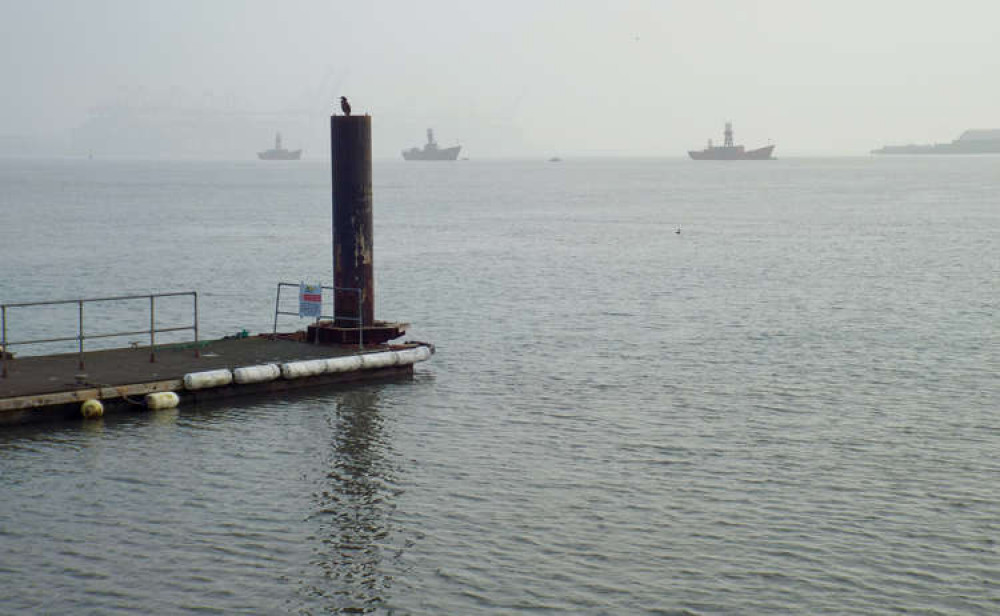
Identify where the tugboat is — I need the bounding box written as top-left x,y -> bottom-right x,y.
688,122 -> 775,160
257,132 -> 302,160
402,129 -> 461,161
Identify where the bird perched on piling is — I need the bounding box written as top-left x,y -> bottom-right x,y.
340,96 -> 351,116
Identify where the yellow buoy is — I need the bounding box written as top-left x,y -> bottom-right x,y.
80,399 -> 104,419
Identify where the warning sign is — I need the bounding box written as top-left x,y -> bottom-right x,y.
299,283 -> 323,317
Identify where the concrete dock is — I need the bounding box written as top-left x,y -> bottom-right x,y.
0,336 -> 432,425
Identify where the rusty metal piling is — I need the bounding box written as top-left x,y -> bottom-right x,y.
311,113 -> 405,346
330,115 -> 374,328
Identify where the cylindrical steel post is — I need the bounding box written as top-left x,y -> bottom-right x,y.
330,114 -> 374,328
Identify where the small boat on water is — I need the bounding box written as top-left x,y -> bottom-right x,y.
258,132 -> 302,160
688,122 -> 775,160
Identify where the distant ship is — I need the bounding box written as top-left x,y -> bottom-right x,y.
688,122 -> 775,160
872,129 -> 1000,154
402,129 -> 461,161
257,132 -> 301,160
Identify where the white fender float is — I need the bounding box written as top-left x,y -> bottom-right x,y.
145,391 -> 180,410
179,345 -> 433,391
395,346 -> 432,364
359,351 -> 399,370
183,369 -> 233,390
280,358 -> 328,380
325,355 -> 363,373
233,364 -> 281,384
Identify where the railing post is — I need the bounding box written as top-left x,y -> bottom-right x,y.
358,290 -> 364,349
149,295 -> 156,363
312,284 -> 321,345
273,283 -> 282,335
193,292 -> 200,358
78,300 -> 85,370
2,305 -> 7,378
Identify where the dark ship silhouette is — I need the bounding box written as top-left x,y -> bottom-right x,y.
688,122 -> 775,160
257,132 -> 301,160
872,129 -> 1000,154
402,129 -> 461,161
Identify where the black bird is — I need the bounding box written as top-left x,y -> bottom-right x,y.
340,96 -> 351,116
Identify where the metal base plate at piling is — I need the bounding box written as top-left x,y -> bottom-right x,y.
307,320 -> 409,345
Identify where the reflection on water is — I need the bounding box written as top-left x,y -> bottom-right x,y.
303,389 -> 398,613
0,385 -> 412,615
149,408 -> 180,425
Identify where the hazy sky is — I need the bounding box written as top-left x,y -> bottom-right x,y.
3,0 -> 999,158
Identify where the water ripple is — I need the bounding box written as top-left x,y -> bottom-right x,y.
2,158 -> 998,614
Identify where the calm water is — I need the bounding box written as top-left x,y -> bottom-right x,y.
0,156 -> 997,614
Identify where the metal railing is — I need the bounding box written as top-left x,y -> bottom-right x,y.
272,283 -> 364,348
1,291 -> 199,378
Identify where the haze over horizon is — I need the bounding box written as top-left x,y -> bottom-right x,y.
2,0 -> 999,159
